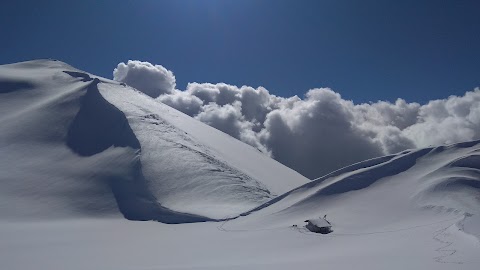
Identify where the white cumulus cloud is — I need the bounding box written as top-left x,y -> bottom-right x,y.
113,60 -> 176,97
114,60 -> 480,179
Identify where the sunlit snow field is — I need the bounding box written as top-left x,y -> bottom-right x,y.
1,60 -> 479,269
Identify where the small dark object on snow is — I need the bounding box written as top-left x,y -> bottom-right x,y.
304,217 -> 332,234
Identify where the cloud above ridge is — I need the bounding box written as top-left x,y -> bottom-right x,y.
114,60 -> 480,179
113,60 -> 176,97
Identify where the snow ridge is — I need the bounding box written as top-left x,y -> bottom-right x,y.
0,60 -> 307,222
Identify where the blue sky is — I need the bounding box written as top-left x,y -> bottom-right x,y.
2,0 -> 479,103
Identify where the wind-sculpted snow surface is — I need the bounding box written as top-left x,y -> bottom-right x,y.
98,83 -> 282,218
0,60 -> 308,222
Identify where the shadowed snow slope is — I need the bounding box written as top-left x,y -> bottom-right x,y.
0,60 -> 308,222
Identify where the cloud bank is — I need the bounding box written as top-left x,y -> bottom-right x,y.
114,60 -> 480,179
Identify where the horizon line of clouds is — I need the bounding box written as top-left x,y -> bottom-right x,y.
113,60 -> 480,179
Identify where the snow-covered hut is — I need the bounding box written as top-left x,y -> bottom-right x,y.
305,218 -> 332,234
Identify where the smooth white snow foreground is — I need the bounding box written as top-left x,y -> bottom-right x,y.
1,214 -> 479,270
1,60 -> 480,269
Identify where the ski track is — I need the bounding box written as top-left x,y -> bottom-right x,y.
433,224 -> 463,265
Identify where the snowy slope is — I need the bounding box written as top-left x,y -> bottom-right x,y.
1,60 -> 479,269
0,59 -> 308,222
229,140 -> 480,238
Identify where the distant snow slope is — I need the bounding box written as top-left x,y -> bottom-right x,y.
0,60 -> 308,222
229,140 -> 480,239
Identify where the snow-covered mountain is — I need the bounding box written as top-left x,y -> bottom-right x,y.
1,60 -> 479,269
0,59 -> 308,222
